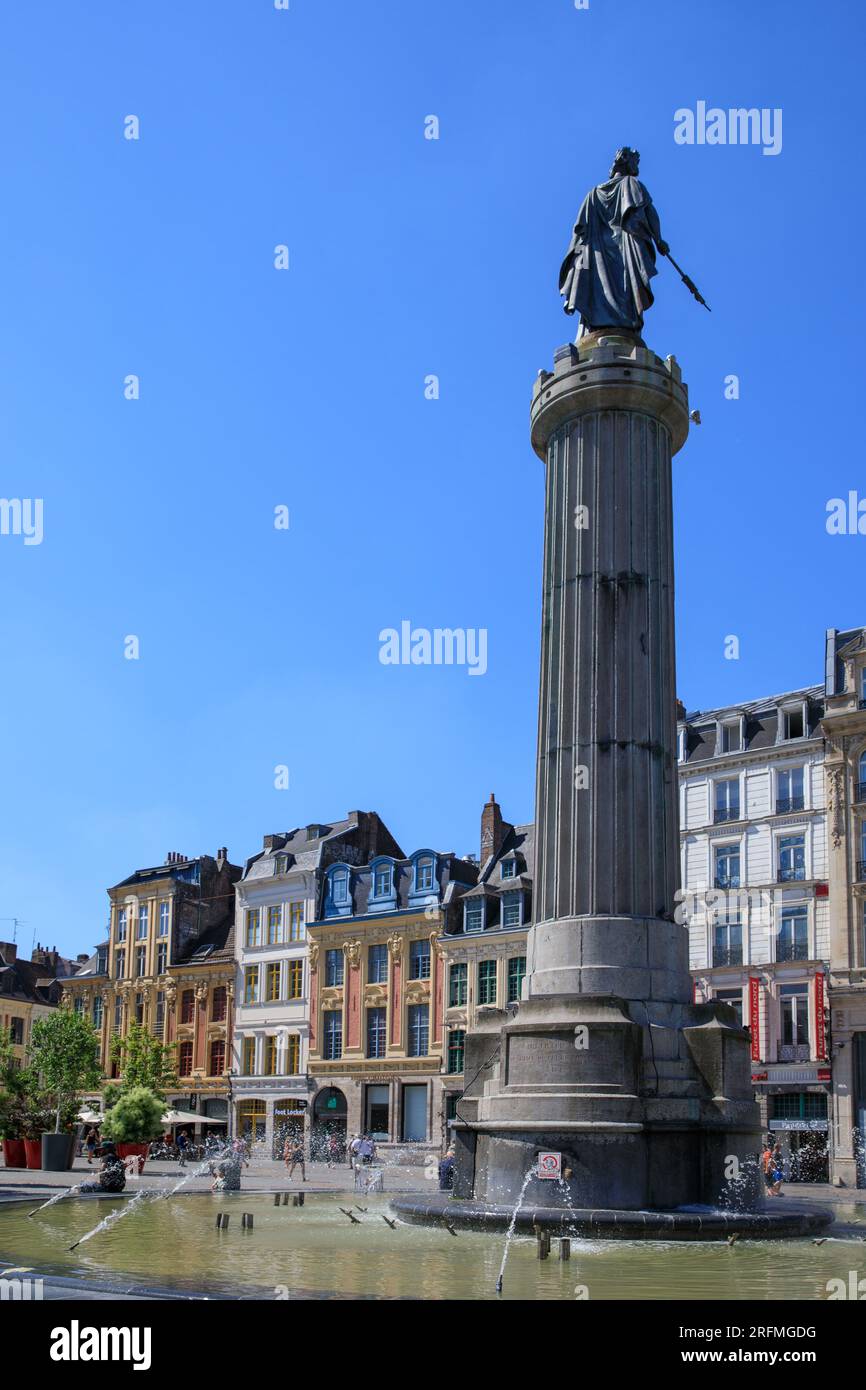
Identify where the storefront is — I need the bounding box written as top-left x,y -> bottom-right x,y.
752,1063 -> 832,1182
272,1097 -> 308,1157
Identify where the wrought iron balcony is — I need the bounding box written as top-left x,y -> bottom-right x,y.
777,866 -> 806,883
775,795 -> 805,814
776,940 -> 809,962
714,873 -> 740,890
714,806 -> 741,824
712,946 -> 743,967
778,1043 -> 811,1063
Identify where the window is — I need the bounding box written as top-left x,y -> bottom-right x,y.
777,766 -> 805,814
242,1037 -> 256,1075
326,948 -> 344,987
266,961 -> 282,1002
778,906 -> 808,962
113,996 -> 123,1034
264,1036 -> 278,1076
464,900 -> 484,933
155,991 -> 165,1036
858,752 -> 866,802
288,902 -> 305,941
96,946 -> 108,975
135,992 -> 144,1025
502,892 -> 523,927
715,989 -> 744,1026
721,721 -> 741,753
209,1040 -> 226,1075
158,902 -> 169,936
246,909 -> 262,948
178,1041 -> 193,1077
268,906 -> 284,945
374,863 -> 392,897
180,989 -> 195,1023
9,1017 -> 24,1045
507,956 -> 526,1003
415,857 -> 434,891
713,919 -> 743,967
449,962 -> 467,1007
332,870 -> 349,905
368,943 -> 388,983
72,995 -> 84,1015
115,949 -> 125,980
409,939 -> 431,980
407,1004 -> 429,1057
771,1091 -> 827,1122
783,707 -> 805,740
714,778 -> 740,823
778,834 -> 806,882
156,943 -> 167,975
367,1007 -> 387,1059
714,844 -> 740,889
137,905 -> 148,939
323,1010 -> 342,1060
447,1029 -> 465,1073
92,996 -> 104,1030
211,986 -> 227,1022
861,667 -> 866,708
478,960 -> 497,1006
501,858 -> 517,880
135,946 -> 146,977
780,983 -> 809,1047
287,959 -> 303,999
244,965 -> 259,1003
285,1033 -> 300,1075
117,908 -> 127,942
274,854 -> 287,875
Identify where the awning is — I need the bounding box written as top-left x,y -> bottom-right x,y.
161,1109 -> 223,1126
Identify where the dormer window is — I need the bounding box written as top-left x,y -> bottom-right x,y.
502,891 -> 523,927
373,863 -> 392,898
464,900 -> 484,933
332,870 -> 349,905
720,720 -> 741,754
782,705 -> 805,740
501,858 -> 516,880
860,667 -> 866,709
415,856 -> 434,892
274,854 -> 287,876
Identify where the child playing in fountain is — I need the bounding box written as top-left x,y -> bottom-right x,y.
211,1142 -> 249,1192
79,1142 -> 127,1194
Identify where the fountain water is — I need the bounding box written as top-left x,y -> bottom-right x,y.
495,1166 -> 535,1294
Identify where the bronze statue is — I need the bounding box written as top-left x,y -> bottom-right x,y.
559,148 -> 708,335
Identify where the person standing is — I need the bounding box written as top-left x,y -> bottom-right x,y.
176,1129 -> 188,1167
84,1127 -> 99,1165
349,1134 -> 362,1172
438,1147 -> 455,1191
288,1139 -> 306,1182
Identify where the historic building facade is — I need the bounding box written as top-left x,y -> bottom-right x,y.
679,687 -> 833,1180
821,626 -> 866,1187
231,812 -> 402,1153
307,846 -> 476,1159
0,941 -> 63,1066
440,796 -> 533,1144
63,848 -> 241,1128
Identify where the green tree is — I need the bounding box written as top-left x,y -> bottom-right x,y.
28,1010 -> 102,1134
100,1086 -> 165,1144
108,1022 -> 177,1100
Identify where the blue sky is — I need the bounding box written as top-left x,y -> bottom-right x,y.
1,0 -> 863,956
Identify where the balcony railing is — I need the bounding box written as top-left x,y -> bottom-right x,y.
777,866 -> 806,883
778,1043 -> 811,1063
714,806 -> 741,824
714,873 -> 741,890
775,795 -> 805,814
712,946 -> 744,967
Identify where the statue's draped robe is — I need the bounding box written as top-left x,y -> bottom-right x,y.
559,174 -> 662,331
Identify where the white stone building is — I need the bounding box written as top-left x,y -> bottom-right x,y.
678,686 -> 833,1181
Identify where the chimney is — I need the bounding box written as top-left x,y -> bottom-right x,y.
0,941 -> 17,964
216,846 -> 228,869
675,698 -> 686,722
480,793 -> 504,862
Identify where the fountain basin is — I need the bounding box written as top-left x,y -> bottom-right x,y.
390,1194 -> 835,1240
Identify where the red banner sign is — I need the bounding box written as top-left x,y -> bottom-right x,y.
749,977 -> 761,1061
814,973 -> 826,1060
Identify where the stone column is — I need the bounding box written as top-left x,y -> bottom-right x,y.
526,334 -> 690,1004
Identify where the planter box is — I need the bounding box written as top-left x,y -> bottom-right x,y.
41,1132 -> 76,1172
115,1142 -> 149,1175
23,1139 -> 42,1169
1,1139 -> 27,1168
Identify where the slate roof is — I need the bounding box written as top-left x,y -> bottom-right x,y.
679,685 -> 824,766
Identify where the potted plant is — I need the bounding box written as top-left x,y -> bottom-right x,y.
28,1009 -> 102,1171
21,1090 -> 53,1169
101,1086 -> 165,1173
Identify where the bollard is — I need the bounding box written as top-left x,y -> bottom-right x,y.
559,1238 -> 571,1261
298,1192 -> 304,1207
537,1232 -> 550,1260
242,1213 -> 254,1230
283,1192 -> 290,1206
216,1213 -> 229,1230
274,1193 -> 281,1206
292,1195 -> 300,1207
